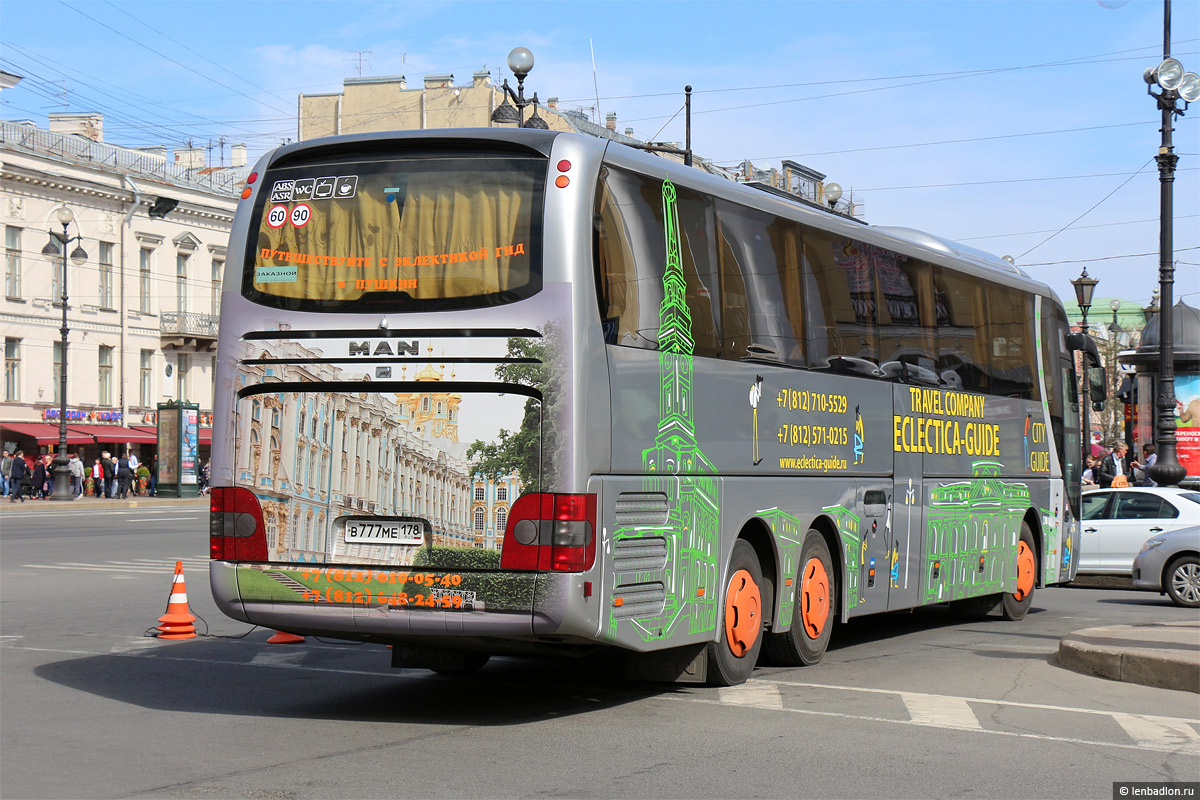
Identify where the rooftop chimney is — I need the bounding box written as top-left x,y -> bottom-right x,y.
48,112 -> 103,142
605,112 -> 617,132
134,145 -> 168,161
174,146 -> 205,170
624,127 -> 634,137
424,73 -> 453,89
472,70 -> 490,88
231,143 -> 247,168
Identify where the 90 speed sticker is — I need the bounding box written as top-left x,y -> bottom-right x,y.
290,203 -> 311,228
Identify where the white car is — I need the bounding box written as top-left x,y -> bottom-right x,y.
1078,487 -> 1200,575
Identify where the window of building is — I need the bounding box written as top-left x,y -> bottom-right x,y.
4,338 -> 20,401
497,485 -> 508,502
495,507 -> 508,532
98,345 -> 113,406
4,226 -> 21,298
52,341 -> 63,405
211,257 -> 223,316
176,253 -> 189,313
98,242 -> 114,309
473,507 -> 486,531
139,249 -> 152,312
139,350 -> 153,406
474,485 -> 485,502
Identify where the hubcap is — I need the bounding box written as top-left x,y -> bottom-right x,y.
724,569 -> 761,657
1171,563 -> 1200,605
800,557 -> 830,638
1014,541 -> 1035,601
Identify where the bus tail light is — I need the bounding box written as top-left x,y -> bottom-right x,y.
209,487 -> 268,562
500,493 -> 596,572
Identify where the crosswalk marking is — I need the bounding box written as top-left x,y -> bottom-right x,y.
900,691 -> 982,730
250,650 -> 309,668
719,682 -> 784,709
1112,712 -> 1200,750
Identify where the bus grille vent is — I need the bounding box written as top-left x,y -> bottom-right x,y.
612,582 -> 665,619
613,536 -> 669,572
614,492 -> 669,526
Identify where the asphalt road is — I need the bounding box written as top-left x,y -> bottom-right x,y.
2,504 -> 1198,799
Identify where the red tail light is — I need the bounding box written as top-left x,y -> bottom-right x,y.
209,487 -> 268,562
500,493 -> 596,572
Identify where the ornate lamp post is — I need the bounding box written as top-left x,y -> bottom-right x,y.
40,205 -> 88,501
490,47 -> 549,129
1143,0 -> 1199,486
1071,267 -> 1098,459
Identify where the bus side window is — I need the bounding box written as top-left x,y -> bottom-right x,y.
674,186 -> 721,360
592,167 -> 663,349
933,266 -> 988,392
986,284 -> 1037,399
805,235 -> 880,375
878,256 -> 938,385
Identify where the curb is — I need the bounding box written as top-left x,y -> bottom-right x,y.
1,497 -> 208,511
1057,622 -> 1200,694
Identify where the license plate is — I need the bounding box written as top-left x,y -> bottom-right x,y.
343,519 -> 424,545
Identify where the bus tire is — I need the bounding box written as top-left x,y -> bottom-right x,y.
706,539 -> 765,686
1002,523 -> 1037,621
763,530 -> 835,667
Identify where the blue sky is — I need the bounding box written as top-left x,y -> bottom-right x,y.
2,0 -> 1197,316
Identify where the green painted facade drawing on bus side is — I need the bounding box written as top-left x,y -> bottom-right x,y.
821,504 -> 863,610
924,461 -> 1030,604
608,179 -> 720,643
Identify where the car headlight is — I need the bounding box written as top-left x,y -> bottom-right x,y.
1139,538 -> 1166,553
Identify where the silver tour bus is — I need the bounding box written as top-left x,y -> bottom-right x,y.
210,128 -> 1092,685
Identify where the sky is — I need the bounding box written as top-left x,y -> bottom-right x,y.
2,0 -> 1198,319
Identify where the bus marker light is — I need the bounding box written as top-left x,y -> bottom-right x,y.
613,597 -> 624,607
554,175 -> 570,189
557,160 -> 571,172
583,581 -> 592,597
241,187 -> 253,199
696,587 -> 705,597
785,578 -> 793,587
247,172 -> 259,184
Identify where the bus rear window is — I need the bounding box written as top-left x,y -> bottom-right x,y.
244,152 -> 545,312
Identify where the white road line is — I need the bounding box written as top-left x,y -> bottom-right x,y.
24,564 -> 167,574
1112,712 -> 1200,750
250,650 -> 309,667
719,682 -> 784,709
900,692 -> 982,730
129,516 -> 201,522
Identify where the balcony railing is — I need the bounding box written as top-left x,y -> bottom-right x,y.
160,311 -> 219,339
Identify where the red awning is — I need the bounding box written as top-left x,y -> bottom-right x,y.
66,424 -> 159,444
1,422 -> 94,446
132,426 -> 211,444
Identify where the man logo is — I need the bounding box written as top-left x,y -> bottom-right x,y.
348,340 -> 419,357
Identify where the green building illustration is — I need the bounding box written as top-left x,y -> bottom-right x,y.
609,180 -> 721,643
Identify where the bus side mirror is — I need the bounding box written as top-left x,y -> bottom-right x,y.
1089,366 -> 1106,408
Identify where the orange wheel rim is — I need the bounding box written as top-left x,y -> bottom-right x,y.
724,569 -> 761,657
800,557 -> 830,638
1014,541 -> 1035,601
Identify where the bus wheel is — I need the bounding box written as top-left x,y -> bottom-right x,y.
764,530 -> 835,666
706,539 -> 764,686
1002,523 -> 1036,621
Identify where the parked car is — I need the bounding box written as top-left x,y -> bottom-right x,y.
1132,525 -> 1200,608
1078,487 -> 1200,575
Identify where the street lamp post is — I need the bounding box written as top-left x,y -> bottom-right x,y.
490,47 -> 549,129
1071,267 -> 1098,460
1143,0 -> 1199,487
40,206 -> 88,501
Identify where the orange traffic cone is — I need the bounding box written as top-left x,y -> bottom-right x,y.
157,560 -> 197,640
267,631 -> 306,644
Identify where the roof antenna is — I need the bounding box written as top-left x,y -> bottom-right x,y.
590,39 -> 601,126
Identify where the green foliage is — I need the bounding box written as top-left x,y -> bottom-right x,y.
412,546 -> 501,570
466,322 -> 565,491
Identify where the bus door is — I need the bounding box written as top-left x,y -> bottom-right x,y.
854,480 -> 894,615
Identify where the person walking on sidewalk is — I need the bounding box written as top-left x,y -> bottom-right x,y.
8,450 -> 27,502
91,458 -> 103,497
69,454 -> 84,498
31,457 -> 46,499
116,452 -> 132,499
1,449 -> 11,498
101,452 -> 115,499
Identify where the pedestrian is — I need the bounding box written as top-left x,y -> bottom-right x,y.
117,452 -> 132,499
199,460 -> 211,495
1141,444 -> 1158,487
69,453 -> 84,498
1082,455 -> 1097,486
149,454 -> 158,496
1097,441 -> 1131,488
101,452 -> 115,498
128,450 -> 139,472
1,449 -> 11,498
91,458 -> 103,496
31,457 -> 46,499
8,449 -> 27,502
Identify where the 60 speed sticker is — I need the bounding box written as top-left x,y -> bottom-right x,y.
267,205 -> 288,228
290,203 -> 311,228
